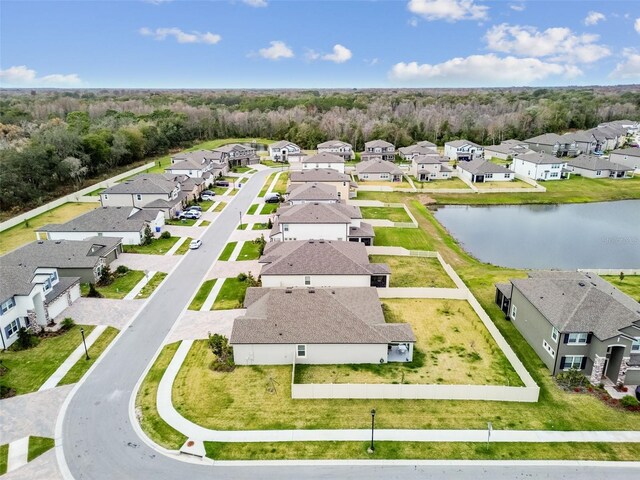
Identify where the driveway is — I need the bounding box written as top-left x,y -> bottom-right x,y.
206,260 -> 261,280
164,225 -> 206,239
54,298 -> 144,329
166,309 -> 241,343
111,253 -> 181,273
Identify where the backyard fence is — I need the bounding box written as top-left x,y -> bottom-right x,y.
578,268 -> 640,275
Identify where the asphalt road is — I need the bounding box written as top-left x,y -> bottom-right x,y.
58,168 -> 640,480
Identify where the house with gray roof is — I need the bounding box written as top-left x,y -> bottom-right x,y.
398,144 -> 439,161
510,151 -> 570,181
457,159 -> 513,183
484,140 -> 532,161
212,143 -> 260,167
289,168 -> 356,200
409,154 -> 451,181
361,139 -> 395,162
561,131 -> 598,155
166,149 -> 227,179
609,147 -> 640,173
496,271 -> 640,386
301,152 -> 345,173
444,140 -> 484,161
230,287 -> 415,365
259,240 -> 390,288
286,182 -> 339,205
35,207 -> 165,245
355,159 -> 403,182
567,155 -> 633,179
316,140 -> 354,161
524,133 -> 577,157
270,202 -> 375,245
269,140 -> 304,162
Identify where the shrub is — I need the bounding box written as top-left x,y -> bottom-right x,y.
556,368 -> 588,389
208,333 -> 235,372
255,234 -> 266,256
61,317 -> 75,331
97,266 -> 113,287
87,283 -> 103,298
621,395 -> 639,408
237,272 -> 248,282
15,327 -> 38,350
142,225 -> 153,246
115,265 -> 129,276
267,218 -> 273,229
160,231 -> 171,239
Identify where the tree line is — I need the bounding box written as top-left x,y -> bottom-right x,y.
1,87 -> 639,214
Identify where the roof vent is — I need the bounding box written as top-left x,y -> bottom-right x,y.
309,240 -> 314,244
55,241 -> 62,244
308,288 -> 315,293
578,282 -> 586,287
37,240 -> 44,244
285,289 -> 292,293
319,240 -> 325,243
590,282 -> 597,287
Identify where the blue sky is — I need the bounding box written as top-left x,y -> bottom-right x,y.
1,0 -> 639,88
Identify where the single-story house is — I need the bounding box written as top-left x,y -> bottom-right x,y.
444,140 -> 484,161
259,239 -> 390,288
286,182 -> 339,205
0,265 -> 80,349
484,140 -> 532,161
301,152 -> 345,173
398,144 -> 439,161
316,140 -> 354,161
230,287 -> 415,365
100,174 -> 182,210
609,147 -> 640,173
36,207 -> 165,245
495,271 -> 640,386
355,159 -> 403,182
360,140 -> 395,162
269,141 -> 305,163
567,155 -> 633,179
410,155 -> 451,181
289,168 -> 356,200
510,152 -> 570,181
457,159 -> 513,183
524,133 -> 577,157
270,202 -> 374,245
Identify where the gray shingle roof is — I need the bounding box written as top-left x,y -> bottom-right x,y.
356,159 -> 403,175
290,168 -> 351,183
612,147 -> 640,158
525,133 -> 563,145
275,202 -> 361,224
231,287 -> 414,345
417,140 -> 437,148
446,139 -> 482,148
102,174 -> 177,195
271,140 -> 299,150
260,240 -> 389,276
317,140 -> 352,149
171,150 -> 220,163
37,207 -> 159,233
348,222 -> 375,238
301,152 -> 345,164
518,151 -> 563,165
568,155 -> 632,172
413,154 -> 448,165
562,131 -> 595,144
458,159 -> 512,175
45,276 -> 80,305
365,139 -> 394,149
0,265 -> 37,301
286,182 -> 339,202
511,271 -> 640,341
399,145 -> 437,156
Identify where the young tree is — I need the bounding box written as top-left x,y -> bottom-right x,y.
208,333 -> 235,371
142,225 -> 153,245
97,266 -> 113,287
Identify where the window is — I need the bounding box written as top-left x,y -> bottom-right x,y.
4,319 -> 20,338
504,174 -> 511,179
551,327 -> 559,343
296,344 -> 306,358
510,305 -> 517,319
632,337 -> 640,352
595,170 -> 601,176
44,278 -> 52,292
50,271 -> 58,282
103,194 -> 108,200
550,172 -> 559,178
567,332 -> 589,345
283,224 -> 289,232
542,340 -> 555,358
563,355 -> 584,370
1,298 -> 16,315
136,194 -> 142,200
304,276 -> 311,286
485,173 -> 493,179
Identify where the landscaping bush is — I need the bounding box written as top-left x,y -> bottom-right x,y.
0,384 -> 16,399
142,225 -> 153,246
621,395 -> 639,408
14,327 -> 39,350
160,231 -> 171,239
60,317 -> 75,331
237,272 -> 248,282
556,368 -> 589,389
208,333 -> 235,372
87,283 -> 103,298
267,218 -> 273,229
97,266 -> 113,287
115,265 -> 129,276
255,234 -> 266,256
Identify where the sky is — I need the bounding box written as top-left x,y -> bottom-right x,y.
1,0 -> 639,88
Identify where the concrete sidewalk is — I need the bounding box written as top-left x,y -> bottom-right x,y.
124,271 -> 157,300
6,436 -> 29,473
200,279 -> 223,311
157,340 -> 640,444
165,236 -> 188,255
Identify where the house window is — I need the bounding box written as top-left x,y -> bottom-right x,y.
595,170 -> 601,176
631,337 -> 640,352
104,194 -> 108,200
304,276 -> 311,286
4,319 -> 20,338
136,194 -> 142,200
542,340 -> 555,358
551,327 -> 559,343
296,345 -> 306,358
283,224 -> 289,232
567,332 -> 589,345
550,172 -> 558,178
1,297 -> 16,315
485,173 -> 493,179
50,271 -> 58,282
563,355 -> 584,370
510,305 -> 517,320
44,278 -> 52,292
504,174 -> 511,179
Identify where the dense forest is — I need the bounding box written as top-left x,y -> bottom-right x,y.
1,87 -> 639,214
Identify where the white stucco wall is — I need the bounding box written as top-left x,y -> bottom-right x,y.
609,152 -> 640,172
512,159 -> 565,180
261,274 -> 371,288
233,343 -> 388,365
302,162 -> 345,173
45,230 -> 143,245
282,222 -> 348,241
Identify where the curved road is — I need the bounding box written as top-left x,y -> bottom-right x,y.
58,168 -> 640,480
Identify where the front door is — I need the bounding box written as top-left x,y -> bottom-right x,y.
605,345 -> 625,383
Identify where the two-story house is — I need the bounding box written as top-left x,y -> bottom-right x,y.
524,133 -> 577,157
495,271 -> 640,386
212,143 -> 260,168
166,149 -> 226,180
316,140 -> 354,161
360,140 -> 395,162
444,140 -> 484,161
561,131 -> 598,156
484,140 -> 532,161
301,153 -> 345,173
269,141 -> 304,163
510,151 -> 570,181
410,155 -> 451,181
286,182 -> 340,205
289,168 -> 356,200
398,144 -> 439,161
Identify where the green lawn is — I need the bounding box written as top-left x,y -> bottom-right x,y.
136,342 -> 188,449
259,202 -> 279,214
272,172 -> 289,194
258,173 -> 276,197
369,255 -> 455,287
214,201 -> 227,212
188,279 -> 217,311
0,443 -> 7,475
232,166 -> 253,174
212,186 -> 230,195
0,202 -> 98,255
212,278 -> 249,310
86,187 -> 106,196
0,325 -> 95,395
81,270 -> 145,299
373,227 -> 435,250
358,179 -> 413,189
413,177 -> 470,190
59,327 -> 119,385
260,160 -> 287,168
174,237 -> 192,255
237,224 -> 248,230
237,241 -> 261,261
361,206 -> 412,223
27,436 -> 55,462
218,242 -> 237,261
166,218 -> 197,226
200,220 -> 211,227
252,223 -> 269,230
247,204 -> 259,215
123,236 -> 179,255
136,272 -> 168,299
602,275 -> 640,302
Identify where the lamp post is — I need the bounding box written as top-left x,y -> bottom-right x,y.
368,408 -> 376,453
80,327 -> 90,360
239,210 -> 243,228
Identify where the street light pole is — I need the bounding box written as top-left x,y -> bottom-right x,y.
80,327 -> 90,360
239,210 -> 242,228
368,408 -> 376,453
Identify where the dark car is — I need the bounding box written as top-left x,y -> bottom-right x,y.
215,180 -> 230,187
265,193 -> 281,204
201,190 -> 215,196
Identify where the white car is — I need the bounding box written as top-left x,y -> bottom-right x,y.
189,239 -> 202,250
202,194 -> 215,201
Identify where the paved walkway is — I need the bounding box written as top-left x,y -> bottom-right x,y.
55,298 -> 144,329
39,326 -> 107,391
206,260 -> 261,280
111,253 -> 181,273
123,271 -> 157,300
6,436 -> 29,473
230,229 -> 264,242
227,241 -> 244,262
200,279 -> 223,311
0,385 -> 73,445
165,236 -> 188,255
3,449 -> 62,480
166,309 -> 241,342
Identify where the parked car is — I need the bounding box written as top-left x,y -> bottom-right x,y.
215,180 -> 230,187
265,193 -> 281,204
189,239 -> 202,250
201,194 -> 215,201
187,205 -> 202,212
179,210 -> 201,220
202,190 -> 215,196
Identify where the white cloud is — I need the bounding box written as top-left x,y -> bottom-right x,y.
139,27 -> 221,44
242,0 -> 268,7
322,44 -> 352,63
305,49 -> 320,61
408,17 -> 419,27
485,23 -> 610,63
389,54 -> 581,86
259,41 -> 294,60
610,49 -> 640,80
407,0 -> 488,22
509,3 -> 525,11
367,58 -> 379,66
584,11 -> 605,26
635,17 -> 640,34
0,65 -> 82,86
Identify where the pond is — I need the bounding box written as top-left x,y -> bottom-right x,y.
433,200 -> 640,269
240,142 -> 268,152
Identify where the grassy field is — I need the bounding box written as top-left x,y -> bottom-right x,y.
247,204 -> 259,215
602,275 -> 640,301
296,299 -> 522,386
136,342 -> 187,449
272,172 -> 289,194
258,173 -> 276,197
59,327 -> 119,385
218,242 -> 237,261
123,236 -> 179,255
0,443 -> 7,475
252,223 -> 269,230
81,270 -> 145,299
0,325 -> 95,395
373,227 -> 435,250
174,237 -> 192,255
166,218 -> 197,226
136,272 -> 168,299
413,177 -> 470,190
200,220 -> 211,227
27,436 -> 55,462
214,201 -> 227,212
474,178 -> 535,190
237,241 -> 261,260
369,255 -> 455,287
0,202 -> 98,255
188,279 -> 217,311
358,180 -> 413,189
212,278 -> 249,310
259,202 -> 280,214
361,206 -> 412,223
